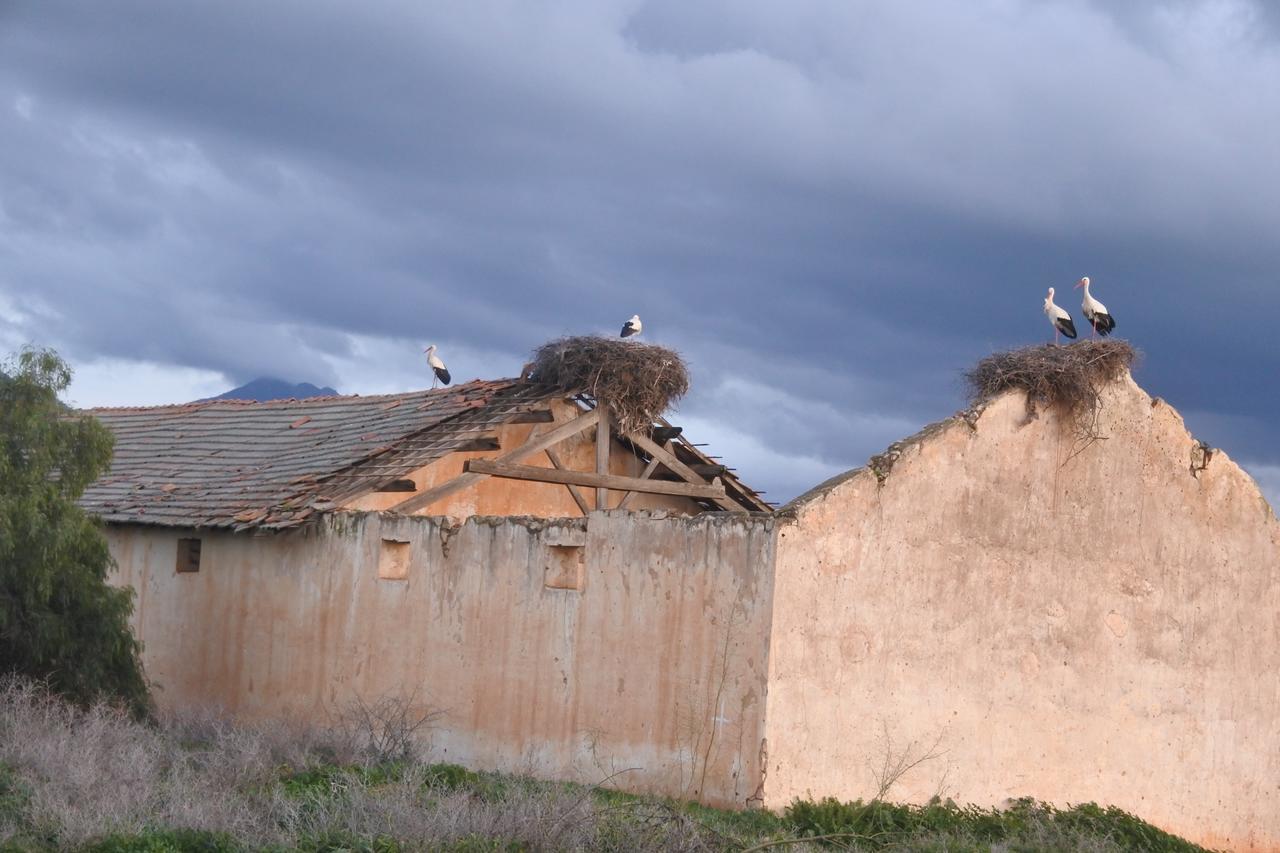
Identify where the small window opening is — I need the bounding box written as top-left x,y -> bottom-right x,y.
378,538 -> 411,580
176,538 -> 202,573
544,544 -> 585,591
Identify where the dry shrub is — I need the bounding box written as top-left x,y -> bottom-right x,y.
333,690 -> 443,763
529,336 -> 690,434
0,678 -> 733,851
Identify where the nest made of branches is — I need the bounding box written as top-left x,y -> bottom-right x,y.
965,339 -> 1137,420
528,336 -> 690,434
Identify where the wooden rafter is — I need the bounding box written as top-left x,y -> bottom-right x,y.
649,415 -> 772,511
625,431 -> 746,513
616,455 -> 662,510
390,407 -> 602,514
544,446 -> 591,516
465,459 -> 728,500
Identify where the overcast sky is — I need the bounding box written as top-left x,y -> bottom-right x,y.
2,1 -> 1277,506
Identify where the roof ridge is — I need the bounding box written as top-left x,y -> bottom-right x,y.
84,377 -> 523,413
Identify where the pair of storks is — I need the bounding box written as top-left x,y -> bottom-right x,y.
1044,277 -> 1116,344
422,314 -> 644,388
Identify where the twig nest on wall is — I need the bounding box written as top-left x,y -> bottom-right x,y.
965,339 -> 1138,412
528,336 -> 690,434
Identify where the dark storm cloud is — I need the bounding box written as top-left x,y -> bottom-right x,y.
1,0 -> 1277,501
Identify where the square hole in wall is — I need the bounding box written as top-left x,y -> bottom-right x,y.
544,544 -> 585,591
378,538 -> 411,580
176,538 -> 201,573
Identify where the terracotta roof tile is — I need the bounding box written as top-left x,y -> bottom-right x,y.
80,379 -> 556,530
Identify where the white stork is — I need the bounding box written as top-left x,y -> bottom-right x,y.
1075,276 -> 1116,337
1043,287 -> 1077,344
424,345 -> 451,388
620,314 -> 642,338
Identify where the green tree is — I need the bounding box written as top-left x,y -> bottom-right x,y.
0,346 -> 149,715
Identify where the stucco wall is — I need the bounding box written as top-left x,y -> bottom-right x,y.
107,510 -> 776,805
764,374 -> 1280,851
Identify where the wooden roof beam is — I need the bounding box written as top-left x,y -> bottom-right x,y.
616,455 -> 662,511
465,459 -> 728,500
624,431 -> 746,513
544,446 -> 591,516
390,407 -> 601,514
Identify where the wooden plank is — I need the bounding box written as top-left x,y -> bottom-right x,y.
652,425 -> 683,443
648,463 -> 727,480
596,406 -> 610,510
617,455 -> 662,510
465,459 -> 728,499
625,431 -> 745,512
544,447 -> 591,516
651,416 -> 772,513
391,408 -> 601,514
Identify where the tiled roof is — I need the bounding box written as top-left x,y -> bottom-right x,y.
80,379 -> 555,530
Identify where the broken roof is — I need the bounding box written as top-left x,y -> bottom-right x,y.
79,379 -> 769,530
80,379 -> 555,530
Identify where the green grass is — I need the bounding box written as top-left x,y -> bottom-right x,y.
0,750 -> 1216,853
783,797 -> 1213,852
24,778 -> 1215,853
78,829 -> 240,853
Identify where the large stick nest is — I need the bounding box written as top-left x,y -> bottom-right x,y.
528,336 -> 690,434
965,340 -> 1137,413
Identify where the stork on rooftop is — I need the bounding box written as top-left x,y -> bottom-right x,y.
620,314 -> 642,338
1076,277 -> 1116,337
424,345 -> 451,388
1044,288 -> 1077,345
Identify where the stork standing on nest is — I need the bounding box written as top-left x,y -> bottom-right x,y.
424,345 -> 451,388
620,314 -> 642,338
1076,277 -> 1116,337
1043,287 -> 1077,345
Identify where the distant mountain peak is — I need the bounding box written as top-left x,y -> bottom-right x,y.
209,377 -> 339,402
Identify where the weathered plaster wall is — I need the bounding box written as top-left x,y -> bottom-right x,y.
107,510 -> 775,806
764,374 -> 1280,851
345,399 -> 700,518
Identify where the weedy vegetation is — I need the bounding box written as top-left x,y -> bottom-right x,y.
0,679 -> 1215,852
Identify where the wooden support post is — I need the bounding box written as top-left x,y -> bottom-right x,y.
391,407 -> 602,514
465,459 -> 729,500
596,406 -> 610,511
